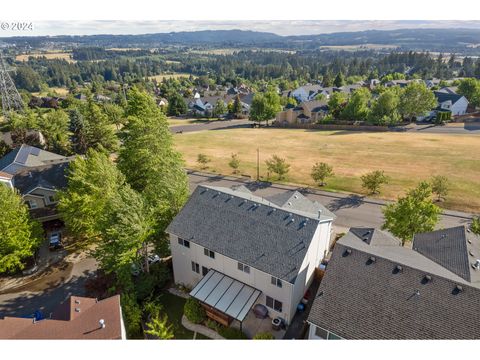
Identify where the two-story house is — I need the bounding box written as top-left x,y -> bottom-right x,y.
276,100 -> 329,125
166,185 -> 335,327
307,226 -> 480,340
433,91 -> 469,116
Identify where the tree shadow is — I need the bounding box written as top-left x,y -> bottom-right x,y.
327,194 -> 365,212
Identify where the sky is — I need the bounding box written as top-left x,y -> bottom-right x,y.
2,20 -> 480,37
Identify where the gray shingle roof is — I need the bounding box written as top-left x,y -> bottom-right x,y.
266,190 -> 336,220
13,161 -> 71,195
434,91 -> 465,105
0,145 -> 69,175
413,226 -> 480,286
307,228 -> 480,339
166,185 -> 333,283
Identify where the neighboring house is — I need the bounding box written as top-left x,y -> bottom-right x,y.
0,295 -> 125,339
437,86 -> 458,95
28,96 -> 63,109
425,78 -> 441,88
433,91 -> 469,116
0,171 -> 13,189
307,226 -> 480,340
0,144 -> 71,176
291,85 -> 323,102
384,79 -> 411,88
12,161 -> 71,221
276,100 -> 329,125
166,185 -> 334,326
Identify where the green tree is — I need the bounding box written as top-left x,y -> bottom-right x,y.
311,162 -> 334,186
213,99 -> 227,118
361,170 -> 389,195
68,108 -> 88,154
265,154 -> 290,180
249,90 -> 282,126
184,298 -> 206,324
228,153 -> 240,174
38,109 -> 72,155
457,78 -> 480,108
231,95 -> 243,117
167,93 -> 187,116
333,72 -> 346,87
430,175 -> 449,202
197,153 -> 210,169
471,217 -> 480,236
103,103 -> 126,130
340,88 -> 371,121
399,82 -> 437,121
13,66 -> 42,92
382,182 -> 441,245
327,92 -> 348,119
145,314 -> 174,339
0,185 -> 42,274
58,148 -> 126,240
368,88 -> 401,125
83,96 -> 118,152
322,71 -> 333,87
118,88 -> 189,238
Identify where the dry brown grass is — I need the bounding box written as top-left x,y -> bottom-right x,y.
16,52 -> 74,63
174,128 -> 480,213
148,73 -> 194,81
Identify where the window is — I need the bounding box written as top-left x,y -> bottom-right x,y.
204,248 -> 215,259
271,276 -> 282,288
191,261 -> 199,274
314,326 -> 328,339
202,266 -> 209,276
48,195 -> 56,203
237,262 -> 250,274
27,200 -> 38,209
266,296 -> 282,313
327,332 -> 343,340
178,238 -> 190,248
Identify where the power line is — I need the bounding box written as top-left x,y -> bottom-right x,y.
0,50 -> 24,118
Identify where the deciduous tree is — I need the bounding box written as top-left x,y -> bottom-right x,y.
311,162 -> 334,186
265,154 -> 290,180
361,170 -> 389,195
399,82 -> 437,121
430,175 -> 449,202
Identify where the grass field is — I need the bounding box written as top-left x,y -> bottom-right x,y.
173,128 -> 480,213
32,87 -> 70,97
16,51 -> 74,63
149,73 -> 194,81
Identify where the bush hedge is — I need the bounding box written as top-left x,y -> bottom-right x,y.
253,332 -> 275,339
183,298 -> 206,324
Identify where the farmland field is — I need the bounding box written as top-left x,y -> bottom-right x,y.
148,73 -> 194,81
173,128 -> 480,213
16,51 -> 75,63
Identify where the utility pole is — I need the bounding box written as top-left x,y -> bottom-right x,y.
256,148 -> 260,181
0,50 -> 24,118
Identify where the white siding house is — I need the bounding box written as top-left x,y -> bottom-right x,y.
166,185 -> 334,325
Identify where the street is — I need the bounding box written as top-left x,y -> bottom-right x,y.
170,119 -> 252,133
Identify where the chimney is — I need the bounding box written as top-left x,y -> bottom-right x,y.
99,319 -> 106,329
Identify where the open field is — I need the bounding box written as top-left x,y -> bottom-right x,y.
32,87 -> 70,97
189,48 -> 296,55
319,44 -> 399,51
148,73 -> 194,81
173,128 -> 480,213
16,51 -> 74,63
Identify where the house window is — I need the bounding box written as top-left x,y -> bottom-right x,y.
204,248 -> 215,259
237,262 -> 250,274
271,276 -> 282,288
314,326 -> 328,339
48,195 -> 56,203
266,296 -> 282,313
178,238 -> 190,248
202,266 -> 209,276
27,200 -> 38,209
191,261 -> 199,274
328,332 -> 343,340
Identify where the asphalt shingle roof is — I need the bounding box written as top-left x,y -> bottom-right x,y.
166,185 -> 333,283
434,91 -> 465,105
13,161 -> 71,195
0,145 -> 70,175
307,227 -> 480,339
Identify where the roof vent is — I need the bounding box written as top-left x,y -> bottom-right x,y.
393,265 -> 403,274
422,275 -> 432,284
293,194 -> 298,199
366,256 -> 376,265
75,308 -> 81,312
453,285 -> 463,295
441,234 -> 447,239
99,319 -> 106,329
75,299 -> 80,304
343,249 -> 352,257
472,259 -> 480,270
362,237 -> 369,242
469,251 -> 475,257
287,202 -> 292,206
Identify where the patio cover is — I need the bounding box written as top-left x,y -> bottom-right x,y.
190,270 -> 261,323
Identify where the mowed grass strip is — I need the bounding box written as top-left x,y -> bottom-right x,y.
173,128 -> 480,213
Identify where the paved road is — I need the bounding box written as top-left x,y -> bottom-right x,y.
187,171 -> 473,233
170,119 -> 252,133
0,256 -> 97,318
405,123 -> 480,135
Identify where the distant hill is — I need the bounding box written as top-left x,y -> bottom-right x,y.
3,28 -> 480,54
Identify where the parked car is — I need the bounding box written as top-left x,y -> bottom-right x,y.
48,232 -> 63,251
148,254 -> 161,265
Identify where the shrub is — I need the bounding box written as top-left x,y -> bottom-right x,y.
205,319 -> 220,331
218,326 -> 248,339
184,298 -> 206,324
121,293 -> 143,339
135,272 -> 157,302
253,332 -> 275,339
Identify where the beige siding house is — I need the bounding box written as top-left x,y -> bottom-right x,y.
276,100 -> 328,125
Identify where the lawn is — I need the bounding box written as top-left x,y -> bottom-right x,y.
155,292 -> 210,340
32,87 -> 70,97
148,73 -> 195,81
16,51 -> 75,63
173,128 -> 480,213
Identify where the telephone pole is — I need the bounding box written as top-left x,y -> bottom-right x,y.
256,148 -> 260,181
0,51 -> 24,118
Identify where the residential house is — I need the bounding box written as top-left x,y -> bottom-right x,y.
0,145 -> 74,221
291,84 -> 324,102
433,91 -> 469,116
437,86 -> 458,95
166,185 -> 335,326
384,79 -> 412,88
307,226 -> 480,340
276,100 -> 329,125
0,144 -> 71,176
425,78 -> 441,88
0,295 -> 125,339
